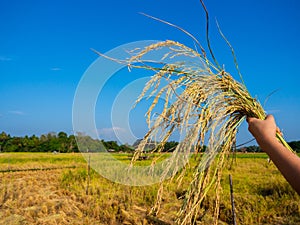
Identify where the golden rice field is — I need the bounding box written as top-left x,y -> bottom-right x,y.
0,152 -> 299,225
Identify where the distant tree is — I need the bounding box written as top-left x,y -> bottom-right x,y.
29,135 -> 40,152
199,145 -> 207,153
288,141 -> 300,153
163,141 -> 179,152
40,134 -> 48,142
57,131 -> 68,152
103,141 -> 119,151
5,131 -> 299,154
4,137 -> 22,152
246,145 -> 261,153
68,135 -> 78,152
119,144 -> 133,152
58,131 -> 68,139
0,131 -> 10,152
76,134 -> 105,152
132,139 -> 143,148
48,133 -> 61,152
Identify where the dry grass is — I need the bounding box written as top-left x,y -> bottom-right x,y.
0,170 -> 84,225
0,162 -> 175,225
0,153 -> 299,225
0,153 -> 88,225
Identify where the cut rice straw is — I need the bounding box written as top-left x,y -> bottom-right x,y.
94,2 -> 294,224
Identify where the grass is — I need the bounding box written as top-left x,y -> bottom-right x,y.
0,152 -> 85,172
0,152 -> 85,164
0,152 -> 299,224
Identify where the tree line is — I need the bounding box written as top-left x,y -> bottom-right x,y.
0,131 -> 299,153
0,131 -> 78,153
0,131 -> 138,153
239,141 -> 300,153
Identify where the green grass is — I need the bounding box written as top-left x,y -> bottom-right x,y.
0,152 -> 86,172
0,152 -> 85,164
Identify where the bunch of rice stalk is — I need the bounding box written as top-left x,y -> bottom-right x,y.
118,37 -> 294,224
95,7 -> 293,225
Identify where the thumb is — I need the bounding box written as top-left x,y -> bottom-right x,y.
265,114 -> 275,122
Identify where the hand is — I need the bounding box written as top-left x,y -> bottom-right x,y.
247,115 -> 278,146
247,115 -> 300,195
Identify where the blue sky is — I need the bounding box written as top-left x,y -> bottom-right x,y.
1,0 -> 300,145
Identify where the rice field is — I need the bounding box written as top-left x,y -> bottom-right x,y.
0,152 -> 299,225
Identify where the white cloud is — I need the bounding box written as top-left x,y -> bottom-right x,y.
0,56 -> 12,61
8,110 -> 25,115
98,126 -> 126,135
265,109 -> 280,114
96,127 -> 127,140
50,67 -> 62,71
96,126 -> 137,144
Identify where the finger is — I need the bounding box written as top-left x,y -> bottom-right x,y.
246,117 -> 252,123
265,114 -> 275,122
246,117 -> 258,123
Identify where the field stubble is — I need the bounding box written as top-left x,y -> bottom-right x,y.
0,152 -> 299,225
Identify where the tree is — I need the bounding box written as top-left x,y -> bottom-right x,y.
103,141 -> 119,151
0,131 -> 10,152
68,135 -> 79,152
58,131 -> 68,152
289,141 -> 300,153
119,144 -> 133,152
4,137 -> 22,152
246,145 -> 261,153
163,141 -> 179,152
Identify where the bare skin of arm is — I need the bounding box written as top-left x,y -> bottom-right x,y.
247,115 -> 300,195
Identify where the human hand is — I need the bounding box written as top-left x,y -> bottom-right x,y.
246,115 -> 278,146
248,115 -> 300,195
